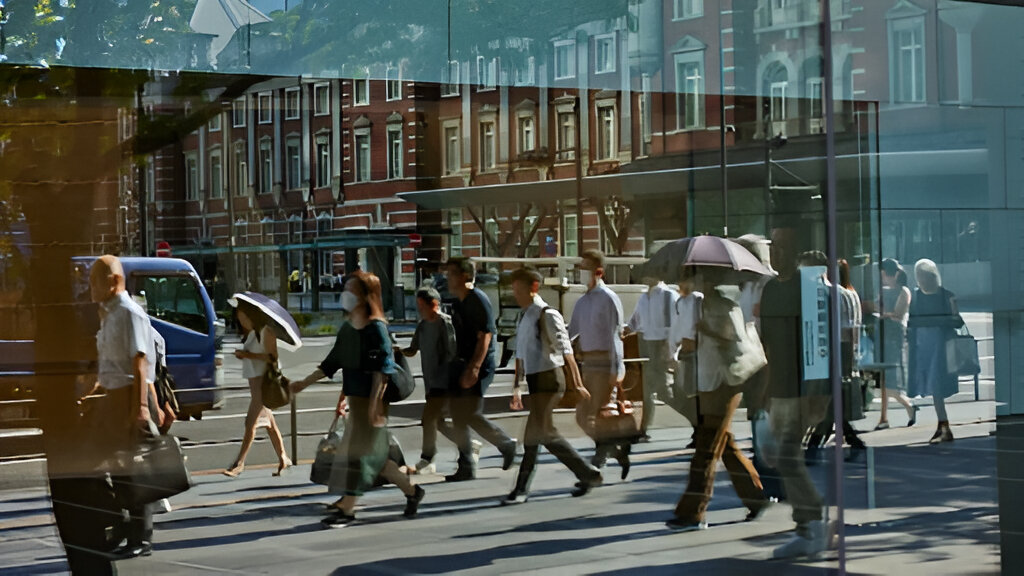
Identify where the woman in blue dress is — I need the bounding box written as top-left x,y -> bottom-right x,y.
907,259 -> 962,444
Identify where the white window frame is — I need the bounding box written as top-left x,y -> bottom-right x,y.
639,74 -> 653,156
477,56 -> 497,91
515,56 -> 536,86
258,138 -> 273,193
316,140 -> 331,188
232,97 -> 246,127
354,130 -> 371,182
563,213 -> 578,257
387,126 -> 403,180
233,141 -> 248,196
770,81 -> 788,121
385,68 -> 401,101
284,88 -> 300,120
596,104 -> 616,160
479,121 -> 496,171
554,40 -> 576,80
674,50 -> 706,130
285,136 -> 302,190
208,112 -> 222,132
807,77 -> 825,132
449,209 -> 463,255
517,115 -> 536,154
556,109 -> 576,162
184,153 -> 199,200
314,83 -> 330,115
890,16 -> 926,103
443,122 -> 461,175
673,0 -> 704,21
209,149 -> 224,198
257,92 -> 272,124
442,60 -> 461,97
594,34 -> 616,75
353,79 -> 370,106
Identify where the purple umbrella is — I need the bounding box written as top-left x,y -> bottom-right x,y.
643,235 -> 773,283
228,292 -> 303,351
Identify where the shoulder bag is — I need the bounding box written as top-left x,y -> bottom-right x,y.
261,355 -> 292,409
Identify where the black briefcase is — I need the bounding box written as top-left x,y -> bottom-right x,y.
113,425 -> 193,507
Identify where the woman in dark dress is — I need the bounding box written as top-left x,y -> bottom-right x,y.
907,259 -> 962,444
292,271 -> 424,527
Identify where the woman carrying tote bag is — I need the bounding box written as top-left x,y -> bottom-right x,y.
223,299 -> 292,477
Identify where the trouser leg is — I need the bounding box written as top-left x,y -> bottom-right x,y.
579,368 -> 616,464
420,395 -> 443,461
720,431 -> 766,510
126,503 -> 153,545
674,388 -> 741,522
514,446 -> 539,493
772,399 -> 826,527
50,476 -> 119,576
448,396 -> 476,470
464,395 -> 514,449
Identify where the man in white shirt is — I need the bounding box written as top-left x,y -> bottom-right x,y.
667,277 -> 702,437
627,276 -> 679,440
568,249 -> 632,478
506,268 -> 602,503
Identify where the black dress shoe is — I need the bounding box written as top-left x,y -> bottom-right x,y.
444,467 -> 475,482
500,442 -> 518,471
404,485 -> 426,518
110,540 -> 152,559
616,445 -> 631,480
571,472 -> 604,497
636,434 -> 652,444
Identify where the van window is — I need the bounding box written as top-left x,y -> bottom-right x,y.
131,275 -> 209,335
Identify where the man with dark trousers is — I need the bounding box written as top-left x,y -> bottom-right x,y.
505,268 -> 603,503
444,257 -> 517,482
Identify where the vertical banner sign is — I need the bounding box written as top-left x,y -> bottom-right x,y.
801,266 -> 830,381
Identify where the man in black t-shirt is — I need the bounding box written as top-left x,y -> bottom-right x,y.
444,257 -> 517,482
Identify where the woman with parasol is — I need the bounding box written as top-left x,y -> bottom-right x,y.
223,292 -> 303,477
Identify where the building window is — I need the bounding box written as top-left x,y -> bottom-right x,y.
892,18 -> 925,103
233,142 -> 248,196
353,79 -> 369,106
386,69 -> 401,101
597,105 -> 616,160
257,92 -> 272,124
208,112 -> 221,132
673,0 -> 703,20
386,127 -> 403,180
444,125 -> 460,175
259,139 -> 273,193
763,61 -> 789,132
807,77 -> 825,132
232,97 -> 246,127
314,83 -> 330,115
554,40 -> 575,80
185,154 -> 199,200
556,110 -> 576,161
449,209 -> 463,255
515,56 -> 536,86
284,88 -> 300,120
563,213 -> 578,257
442,60 -> 461,96
639,74 -> 653,156
675,52 -> 705,130
518,116 -> 535,154
477,56 -> 497,90
285,137 -> 301,190
209,151 -> 223,198
594,34 -> 616,74
145,158 -> 155,203
354,132 -> 371,182
479,121 -> 496,171
317,141 -> 331,188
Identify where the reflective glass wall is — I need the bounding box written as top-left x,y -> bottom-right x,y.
0,1 -> 1018,573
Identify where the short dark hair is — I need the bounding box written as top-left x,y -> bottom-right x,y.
880,258 -> 901,277
797,250 -> 828,267
445,256 -> 475,281
416,286 -> 441,304
509,267 -> 543,289
581,249 -> 605,269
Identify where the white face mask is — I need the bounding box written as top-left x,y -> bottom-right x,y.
340,291 -> 359,312
579,270 -> 594,286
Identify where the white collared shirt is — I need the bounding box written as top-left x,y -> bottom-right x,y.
516,295 -> 572,376
628,282 -> 678,341
97,291 -> 156,390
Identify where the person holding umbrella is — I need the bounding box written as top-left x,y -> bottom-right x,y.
223,293 -> 301,477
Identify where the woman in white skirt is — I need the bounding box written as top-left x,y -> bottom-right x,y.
224,299 -> 292,477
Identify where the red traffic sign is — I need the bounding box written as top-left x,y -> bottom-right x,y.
408,233 -> 422,248
156,241 -> 172,257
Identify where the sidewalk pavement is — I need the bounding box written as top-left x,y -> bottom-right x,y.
0,402 -> 1002,575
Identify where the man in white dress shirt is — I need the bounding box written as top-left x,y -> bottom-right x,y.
627,276 -> 680,440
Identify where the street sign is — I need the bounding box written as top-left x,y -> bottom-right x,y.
156,241 -> 172,257
408,233 -> 422,248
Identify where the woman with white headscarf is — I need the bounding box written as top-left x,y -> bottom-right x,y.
907,259 -> 963,444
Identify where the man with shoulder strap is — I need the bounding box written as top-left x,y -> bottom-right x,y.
627,275 -> 681,441
505,268 -> 603,504
568,249 -> 632,478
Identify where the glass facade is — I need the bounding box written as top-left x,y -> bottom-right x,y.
1,1 -> 1021,573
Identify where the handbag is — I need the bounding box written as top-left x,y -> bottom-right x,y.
949,324 -> 981,376
310,415 -> 344,485
261,355 -> 291,409
843,376 -> 867,422
383,349 -> 416,403
112,421 -> 193,507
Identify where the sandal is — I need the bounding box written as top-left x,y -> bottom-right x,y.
324,497 -> 346,512
273,458 -> 293,477
223,463 -> 244,477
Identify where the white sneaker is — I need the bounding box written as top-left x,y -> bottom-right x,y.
413,459 -> 435,475
155,498 -> 173,514
471,439 -> 482,464
772,521 -> 826,559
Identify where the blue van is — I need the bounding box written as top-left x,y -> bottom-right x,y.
71,257 -> 225,419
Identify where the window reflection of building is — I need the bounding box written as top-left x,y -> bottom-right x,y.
888,2 -> 926,103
